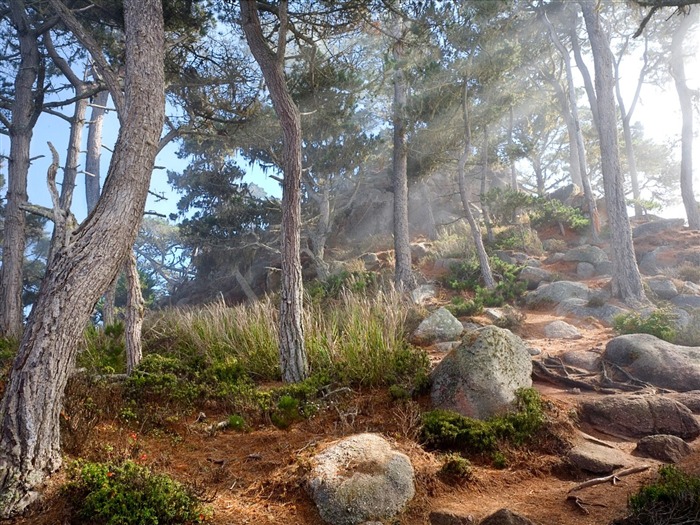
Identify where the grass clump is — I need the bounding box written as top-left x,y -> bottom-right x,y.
421,388 -> 545,456
438,453 -> 474,484
613,309 -> 677,343
77,323 -> 126,374
63,460 -> 209,524
615,465 -> 700,525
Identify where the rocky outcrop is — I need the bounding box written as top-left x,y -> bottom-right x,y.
412,307 -> 464,344
480,509 -> 537,525
555,298 -> 628,325
634,435 -> 692,463
562,245 -> 609,266
525,281 -> 589,306
430,326 -> 532,419
308,434 -> 415,525
544,320 -> 582,340
645,277 -> 679,300
567,441 -> 630,474
605,334 -> 700,392
633,218 -> 685,239
518,267 -> 554,290
579,396 -> 700,439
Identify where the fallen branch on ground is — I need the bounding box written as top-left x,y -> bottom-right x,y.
569,465 -> 651,493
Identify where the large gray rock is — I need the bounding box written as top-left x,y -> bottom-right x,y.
525,281 -> 590,306
480,509 -> 536,525
567,441 -> 631,474
518,266 -> 554,290
667,391 -> 700,414
645,277 -> 679,300
577,262 -> 596,279
412,307 -> 463,344
605,334 -> 700,392
671,294 -> 700,310
633,218 -> 685,239
544,320 -> 582,340
431,326 -> 532,420
561,350 -> 602,372
634,435 -> 692,463
555,298 -> 628,325
579,396 -> 700,439
412,284 -> 437,305
563,245 -> 609,266
309,434 -> 415,525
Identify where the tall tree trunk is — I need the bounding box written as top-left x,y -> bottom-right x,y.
124,251 -> 144,374
614,35 -> 648,219
85,90 -> 109,214
307,185 -> 331,280
240,0 -> 308,383
570,8 -> 599,133
547,75 -> 583,188
580,0 -> 646,305
0,1 -> 43,339
508,106 -> 518,191
671,10 -> 700,230
541,8 -> 600,241
459,80 -> 495,289
480,126 -> 495,245
0,0 -> 165,515
391,14 -> 415,291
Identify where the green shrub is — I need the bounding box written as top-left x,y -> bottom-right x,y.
63,460 -> 209,524
616,466 -> 700,525
421,388 -> 545,454
613,309 -> 677,342
227,414 -> 247,431
270,395 -> 302,429
77,323 -> 126,374
438,453 -> 474,483
308,270 -> 379,301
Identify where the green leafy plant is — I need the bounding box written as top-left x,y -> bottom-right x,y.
438,453 -> 474,484
227,414 -> 247,432
421,388 -> 545,454
63,460 -> 209,524
271,395 -> 302,429
77,323 -> 126,374
613,309 -> 677,342
615,466 -> 700,525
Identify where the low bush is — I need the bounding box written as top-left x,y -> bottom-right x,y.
421,388 -> 545,457
438,453 -> 474,484
77,323 -> 126,374
63,460 -> 209,524
308,270 -> 380,301
615,465 -> 700,525
612,309 -> 677,343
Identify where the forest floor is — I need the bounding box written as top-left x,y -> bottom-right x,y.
5,236 -> 700,525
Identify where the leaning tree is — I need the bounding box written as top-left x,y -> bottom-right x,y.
0,0 -> 165,515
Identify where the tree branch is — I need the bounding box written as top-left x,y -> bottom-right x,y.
47,0 -> 124,117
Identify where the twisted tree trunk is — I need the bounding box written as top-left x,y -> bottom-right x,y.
0,0 -> 165,515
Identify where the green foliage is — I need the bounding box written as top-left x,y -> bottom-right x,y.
613,309 -> 677,343
421,388 -> 545,455
483,188 -> 589,232
444,258 -> 526,316
0,337 -> 18,375
617,466 -> 700,525
77,324 -> 126,374
438,453 -> 474,484
63,460 -> 209,524
308,270 -> 379,301
270,395 -> 302,429
227,414 -> 247,432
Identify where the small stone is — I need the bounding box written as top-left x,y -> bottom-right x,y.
634,434 -> 692,463
544,320 -> 582,340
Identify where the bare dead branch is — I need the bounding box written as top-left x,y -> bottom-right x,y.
569,465 -> 651,493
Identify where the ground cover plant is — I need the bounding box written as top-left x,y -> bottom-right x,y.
614,465 -> 700,525
612,309 -> 677,342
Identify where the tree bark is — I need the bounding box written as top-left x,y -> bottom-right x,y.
614,35 -> 647,219
570,9 -> 599,133
459,80 -> 495,289
671,10 -> 700,229
508,106 -> 518,191
580,0 -> 646,305
541,8 -> 600,241
390,13 -> 415,292
480,125 -> 495,245
0,0 -> 165,516
85,90 -> 110,214
124,251 -> 144,374
239,0 -> 308,383
0,0 -> 43,339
